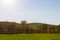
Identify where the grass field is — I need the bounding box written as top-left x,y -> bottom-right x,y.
0,34 -> 60,40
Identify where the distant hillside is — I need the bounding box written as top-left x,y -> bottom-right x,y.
0,21 -> 59,34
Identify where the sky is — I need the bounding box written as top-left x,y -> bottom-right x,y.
0,0 -> 60,25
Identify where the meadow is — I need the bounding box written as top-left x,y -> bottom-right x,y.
0,34 -> 60,40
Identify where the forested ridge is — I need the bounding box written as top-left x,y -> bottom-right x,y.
0,21 -> 60,34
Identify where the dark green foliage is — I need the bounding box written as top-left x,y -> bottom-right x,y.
0,21 -> 59,34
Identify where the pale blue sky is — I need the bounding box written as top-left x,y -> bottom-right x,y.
0,0 -> 60,25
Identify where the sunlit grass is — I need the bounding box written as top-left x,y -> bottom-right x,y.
0,34 -> 60,40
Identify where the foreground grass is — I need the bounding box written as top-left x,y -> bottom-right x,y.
0,34 -> 60,40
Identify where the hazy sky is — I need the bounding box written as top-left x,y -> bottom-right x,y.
0,0 -> 60,25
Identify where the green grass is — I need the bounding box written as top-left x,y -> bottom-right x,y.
0,34 -> 60,40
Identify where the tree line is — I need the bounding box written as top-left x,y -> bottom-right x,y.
0,21 -> 60,34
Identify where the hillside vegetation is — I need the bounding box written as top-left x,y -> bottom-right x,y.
0,21 -> 59,34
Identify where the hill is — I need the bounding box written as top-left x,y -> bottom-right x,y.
0,21 -> 59,34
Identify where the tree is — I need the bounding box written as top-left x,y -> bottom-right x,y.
21,20 -> 27,24
7,23 -> 15,34
37,24 -> 48,33
21,20 -> 27,33
0,26 -> 4,33
57,24 -> 60,33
